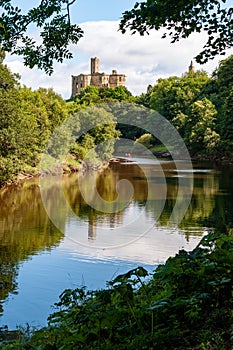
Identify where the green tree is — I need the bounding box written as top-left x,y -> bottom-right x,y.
208,56 -> 233,146
70,105 -> 120,163
73,86 -> 101,106
0,0 -> 83,73
150,71 -> 210,120
1,1 -> 230,75
184,98 -> 219,153
98,86 -> 134,102
120,0 -> 232,64
0,61 -> 24,183
172,98 -> 219,153
135,133 -> 153,148
0,59 -> 74,185
73,86 -> 134,105
220,87 -> 233,145
36,87 -> 69,132
213,55 -> 233,95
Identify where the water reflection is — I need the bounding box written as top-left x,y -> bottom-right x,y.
61,160 -> 219,243
0,182 -> 63,314
0,159 -> 233,327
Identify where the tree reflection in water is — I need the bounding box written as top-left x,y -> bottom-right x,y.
0,160 -> 233,319
0,182 -> 63,315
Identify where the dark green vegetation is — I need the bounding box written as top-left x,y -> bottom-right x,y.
0,231 -> 232,349
0,1 -> 83,74
120,0 -> 232,64
136,55 -> 233,157
1,1 -> 232,73
0,58 -> 70,186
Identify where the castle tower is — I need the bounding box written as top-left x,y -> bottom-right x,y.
71,57 -> 126,98
189,60 -> 195,74
91,57 -> 99,74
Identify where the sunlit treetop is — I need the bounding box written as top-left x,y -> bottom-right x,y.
119,0 -> 233,64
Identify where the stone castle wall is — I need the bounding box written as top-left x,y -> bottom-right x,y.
71,57 -> 126,98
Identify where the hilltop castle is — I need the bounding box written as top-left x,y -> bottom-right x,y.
71,57 -> 126,98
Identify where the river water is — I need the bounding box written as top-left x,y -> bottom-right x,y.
0,157 -> 233,329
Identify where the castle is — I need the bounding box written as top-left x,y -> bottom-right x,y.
71,57 -> 126,98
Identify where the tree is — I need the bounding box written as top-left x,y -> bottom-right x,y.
98,86 -> 133,101
173,97 -> 220,154
187,98 -> 220,153
72,86 -> 134,105
73,86 -> 101,106
205,55 -> 233,144
150,70 -> 210,120
0,59 -> 75,185
213,55 -> 233,93
36,87 -> 69,132
1,1 -> 232,74
120,0 -> 233,64
220,87 -> 233,143
0,0 -> 83,74
74,105 -> 120,162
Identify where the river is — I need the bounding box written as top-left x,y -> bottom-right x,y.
0,157 -> 233,329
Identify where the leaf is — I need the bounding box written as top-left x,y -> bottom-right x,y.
147,298 -> 172,310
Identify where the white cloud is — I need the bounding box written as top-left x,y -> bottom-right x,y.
5,20 -> 231,99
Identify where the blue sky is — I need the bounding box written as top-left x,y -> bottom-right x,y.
72,0 -> 136,22
6,1 -> 232,98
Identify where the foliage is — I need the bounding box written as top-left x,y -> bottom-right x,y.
120,0 -> 233,64
71,105 -> 121,163
1,232 -> 232,349
0,0 -> 83,74
0,0 -> 232,75
73,86 -> 134,105
211,56 -> 233,147
0,156 -> 22,187
138,58 -> 233,156
0,60 -> 74,185
174,98 -> 220,153
213,55 -> 233,95
149,70 -> 210,120
135,133 -> 153,148
220,87 -> 233,142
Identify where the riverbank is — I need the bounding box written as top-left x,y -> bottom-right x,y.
192,152 -> 233,165
0,155 -> 112,192
2,149 -> 233,192
151,147 -> 233,165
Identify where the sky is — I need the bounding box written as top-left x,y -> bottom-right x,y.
5,0 -> 232,99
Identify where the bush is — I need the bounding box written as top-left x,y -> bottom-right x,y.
0,157 -> 22,187
135,133 -> 153,148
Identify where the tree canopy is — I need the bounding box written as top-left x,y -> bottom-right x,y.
135,56 -> 233,155
0,0 -> 83,74
120,0 -> 233,64
0,1 -> 232,73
